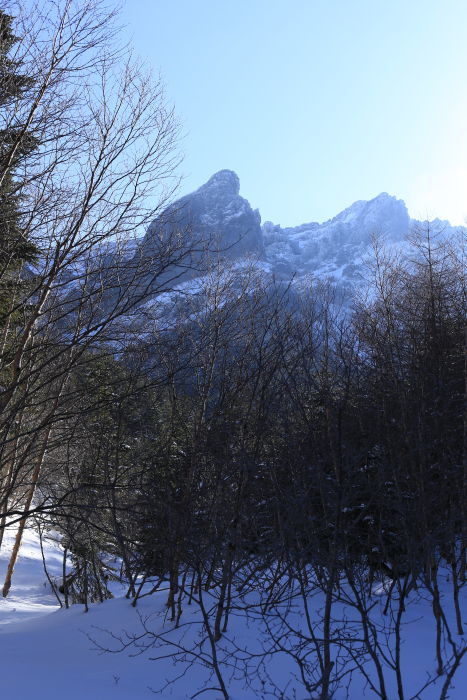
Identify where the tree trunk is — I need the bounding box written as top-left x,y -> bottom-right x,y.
2,425 -> 52,597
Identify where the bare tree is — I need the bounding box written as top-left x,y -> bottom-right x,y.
0,0 -> 193,594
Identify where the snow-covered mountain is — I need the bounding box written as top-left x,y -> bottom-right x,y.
263,191 -> 411,280
141,170 -> 463,284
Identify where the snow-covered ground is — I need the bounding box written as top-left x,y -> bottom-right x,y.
0,526 -> 465,699
0,527 -> 162,699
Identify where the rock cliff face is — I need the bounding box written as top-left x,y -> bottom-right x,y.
141,169 -> 263,260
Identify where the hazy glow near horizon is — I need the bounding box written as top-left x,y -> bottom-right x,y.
122,0 -> 467,227
406,167 -> 467,226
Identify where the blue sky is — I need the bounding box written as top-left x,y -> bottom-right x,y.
121,0 -> 467,226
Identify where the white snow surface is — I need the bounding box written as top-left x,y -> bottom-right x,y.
0,526 -> 465,699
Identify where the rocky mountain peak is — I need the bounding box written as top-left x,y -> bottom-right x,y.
198,169 -> 240,197
139,170 -> 263,270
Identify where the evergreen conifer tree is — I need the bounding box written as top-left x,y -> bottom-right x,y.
0,11 -> 38,322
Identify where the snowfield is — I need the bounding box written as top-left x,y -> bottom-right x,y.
0,526 -> 465,699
